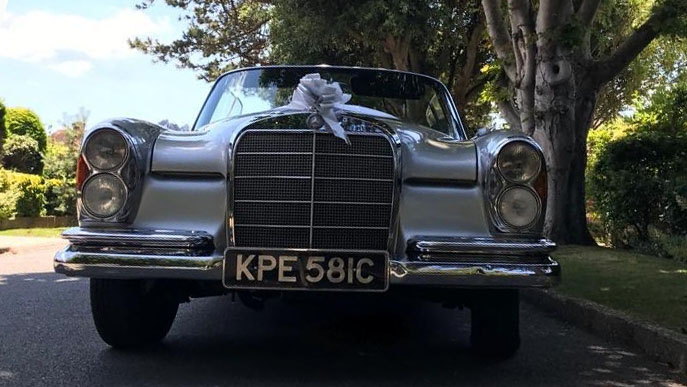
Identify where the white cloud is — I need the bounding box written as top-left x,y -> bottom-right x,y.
0,8 -> 170,76
47,60 -> 93,77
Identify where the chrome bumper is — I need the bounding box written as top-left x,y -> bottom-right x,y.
55,228 -> 560,288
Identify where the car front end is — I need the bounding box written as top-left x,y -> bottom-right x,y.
54,66 -> 559,355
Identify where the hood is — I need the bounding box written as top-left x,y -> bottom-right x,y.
151,110 -> 477,184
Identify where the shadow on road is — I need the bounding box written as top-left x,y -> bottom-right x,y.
0,271 -> 684,386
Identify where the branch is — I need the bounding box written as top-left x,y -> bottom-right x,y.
465,77 -> 488,102
591,9 -> 668,87
497,99 -> 522,131
454,19 -> 485,106
576,0 -> 601,26
536,0 -> 574,46
461,20 -> 485,87
508,0 -> 536,88
481,0 -> 517,82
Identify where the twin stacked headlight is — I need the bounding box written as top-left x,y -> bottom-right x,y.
78,129 -> 130,218
492,141 -> 545,231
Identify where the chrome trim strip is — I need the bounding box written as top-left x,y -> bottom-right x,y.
315,177 -> 394,182
54,248 -> 222,280
389,257 -> 560,288
309,131 -> 317,248
234,224 -> 309,228
62,227 -> 213,249
234,176 -> 394,182
317,153 -> 394,158
234,224 -> 390,230
409,237 -> 556,256
234,200 -> 392,205
238,152 -> 393,158
55,248 -> 559,288
238,152 -> 313,155
235,176 -> 311,179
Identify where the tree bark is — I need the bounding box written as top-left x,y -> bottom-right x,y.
565,93 -> 597,245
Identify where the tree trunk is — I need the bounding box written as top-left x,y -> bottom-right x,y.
532,51 -> 577,243
533,63 -> 597,245
565,93 -> 597,245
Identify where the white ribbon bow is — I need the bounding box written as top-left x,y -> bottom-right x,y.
287,73 -> 352,144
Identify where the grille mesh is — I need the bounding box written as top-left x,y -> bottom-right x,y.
235,154 -> 312,176
233,130 -> 394,250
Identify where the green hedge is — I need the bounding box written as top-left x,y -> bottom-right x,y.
0,169 -> 76,220
588,132 -> 687,257
5,107 -> 47,152
44,178 -> 77,216
2,134 -> 44,174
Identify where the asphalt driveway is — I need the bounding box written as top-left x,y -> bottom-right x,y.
0,237 -> 685,386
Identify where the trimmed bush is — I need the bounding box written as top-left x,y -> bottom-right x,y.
589,132 -> 687,249
44,178 -> 76,216
2,135 -> 44,174
0,169 -> 46,219
5,107 -> 47,152
43,141 -> 77,180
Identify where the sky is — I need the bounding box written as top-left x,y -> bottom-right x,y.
0,0 -> 212,131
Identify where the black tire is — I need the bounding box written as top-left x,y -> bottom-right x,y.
90,279 -> 179,349
470,289 -> 520,359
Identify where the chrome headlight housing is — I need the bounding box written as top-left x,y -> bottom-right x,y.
485,138 -> 546,234
84,129 -> 128,170
81,173 -> 127,218
78,127 -> 135,221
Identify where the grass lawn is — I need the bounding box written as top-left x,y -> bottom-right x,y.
0,227 -> 67,238
552,245 -> 687,335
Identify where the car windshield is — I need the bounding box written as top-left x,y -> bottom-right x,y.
194,67 -> 458,135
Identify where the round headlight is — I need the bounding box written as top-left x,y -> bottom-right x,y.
84,129 -> 128,170
497,186 -> 540,228
82,174 -> 127,218
497,141 -> 541,183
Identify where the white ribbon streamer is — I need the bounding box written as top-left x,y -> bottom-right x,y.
287,73 -> 352,144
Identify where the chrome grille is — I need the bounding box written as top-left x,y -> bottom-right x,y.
232,130 -> 395,250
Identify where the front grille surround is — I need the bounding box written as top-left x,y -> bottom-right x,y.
229,128 -> 397,251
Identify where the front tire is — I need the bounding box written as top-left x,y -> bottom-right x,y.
469,289 -> 520,359
90,279 -> 179,348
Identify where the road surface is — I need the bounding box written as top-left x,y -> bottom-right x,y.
0,237 -> 684,386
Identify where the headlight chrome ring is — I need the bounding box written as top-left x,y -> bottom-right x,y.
496,186 -> 541,229
84,129 -> 129,171
497,141 -> 542,183
81,173 -> 127,218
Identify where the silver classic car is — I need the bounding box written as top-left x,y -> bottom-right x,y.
55,65 -> 559,357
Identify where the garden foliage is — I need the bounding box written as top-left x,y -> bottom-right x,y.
0,169 -> 46,218
2,135 -> 44,174
588,78 -> 687,260
5,107 -> 47,152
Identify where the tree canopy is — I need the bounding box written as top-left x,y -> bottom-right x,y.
131,0 -> 493,128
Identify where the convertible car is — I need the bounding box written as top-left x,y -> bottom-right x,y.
54,65 -> 559,357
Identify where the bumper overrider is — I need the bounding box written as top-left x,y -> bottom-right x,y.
54,228 -> 560,288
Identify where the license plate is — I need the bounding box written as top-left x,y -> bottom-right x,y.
223,249 -> 388,291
